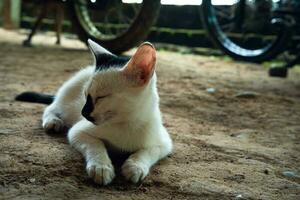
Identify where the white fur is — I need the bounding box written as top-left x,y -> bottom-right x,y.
42,45 -> 172,185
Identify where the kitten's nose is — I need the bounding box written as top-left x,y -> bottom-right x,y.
82,95 -> 95,122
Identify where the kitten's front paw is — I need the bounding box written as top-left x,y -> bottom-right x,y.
122,160 -> 149,183
86,161 -> 115,185
43,116 -> 64,133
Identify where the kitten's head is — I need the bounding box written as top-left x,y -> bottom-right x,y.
82,39 -> 157,125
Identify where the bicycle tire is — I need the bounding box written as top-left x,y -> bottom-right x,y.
69,0 -> 161,54
200,0 -> 291,62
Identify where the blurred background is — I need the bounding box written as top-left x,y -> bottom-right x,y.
0,1 -> 298,51
1,0 -> 299,77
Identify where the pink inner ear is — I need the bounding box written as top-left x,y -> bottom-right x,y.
124,43 -> 156,85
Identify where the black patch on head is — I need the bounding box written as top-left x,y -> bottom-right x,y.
81,94 -> 95,122
95,54 -> 130,71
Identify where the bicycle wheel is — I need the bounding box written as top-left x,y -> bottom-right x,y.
69,0 -> 160,54
200,0 -> 291,62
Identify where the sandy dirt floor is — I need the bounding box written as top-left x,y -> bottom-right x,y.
0,29 -> 299,200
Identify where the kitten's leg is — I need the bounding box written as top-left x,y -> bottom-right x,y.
68,120 -> 115,185
43,67 -> 93,133
42,107 -> 64,133
122,142 -> 172,183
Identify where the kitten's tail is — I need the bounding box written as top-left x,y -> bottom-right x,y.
15,92 -> 54,104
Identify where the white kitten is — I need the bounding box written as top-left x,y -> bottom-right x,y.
16,40 -> 172,185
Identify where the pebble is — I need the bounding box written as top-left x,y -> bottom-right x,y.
225,174 -> 245,183
0,129 -> 14,135
139,187 -> 148,193
29,178 -> 36,183
206,88 -> 216,93
235,91 -> 258,98
282,171 -> 300,178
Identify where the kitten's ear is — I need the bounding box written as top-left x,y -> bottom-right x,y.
87,39 -> 114,66
122,42 -> 156,86
88,39 -> 112,56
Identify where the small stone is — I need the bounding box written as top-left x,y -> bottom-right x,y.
139,187 -> 148,193
206,88 -> 216,93
234,194 -> 243,199
235,91 -> 258,98
0,129 -> 14,135
282,171 -> 300,178
29,178 -> 35,183
224,174 -> 245,183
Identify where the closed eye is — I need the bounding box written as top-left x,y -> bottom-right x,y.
96,94 -> 110,102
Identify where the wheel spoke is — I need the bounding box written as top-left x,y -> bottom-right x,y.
75,0 -> 143,40
215,7 -> 232,19
220,22 -> 235,32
